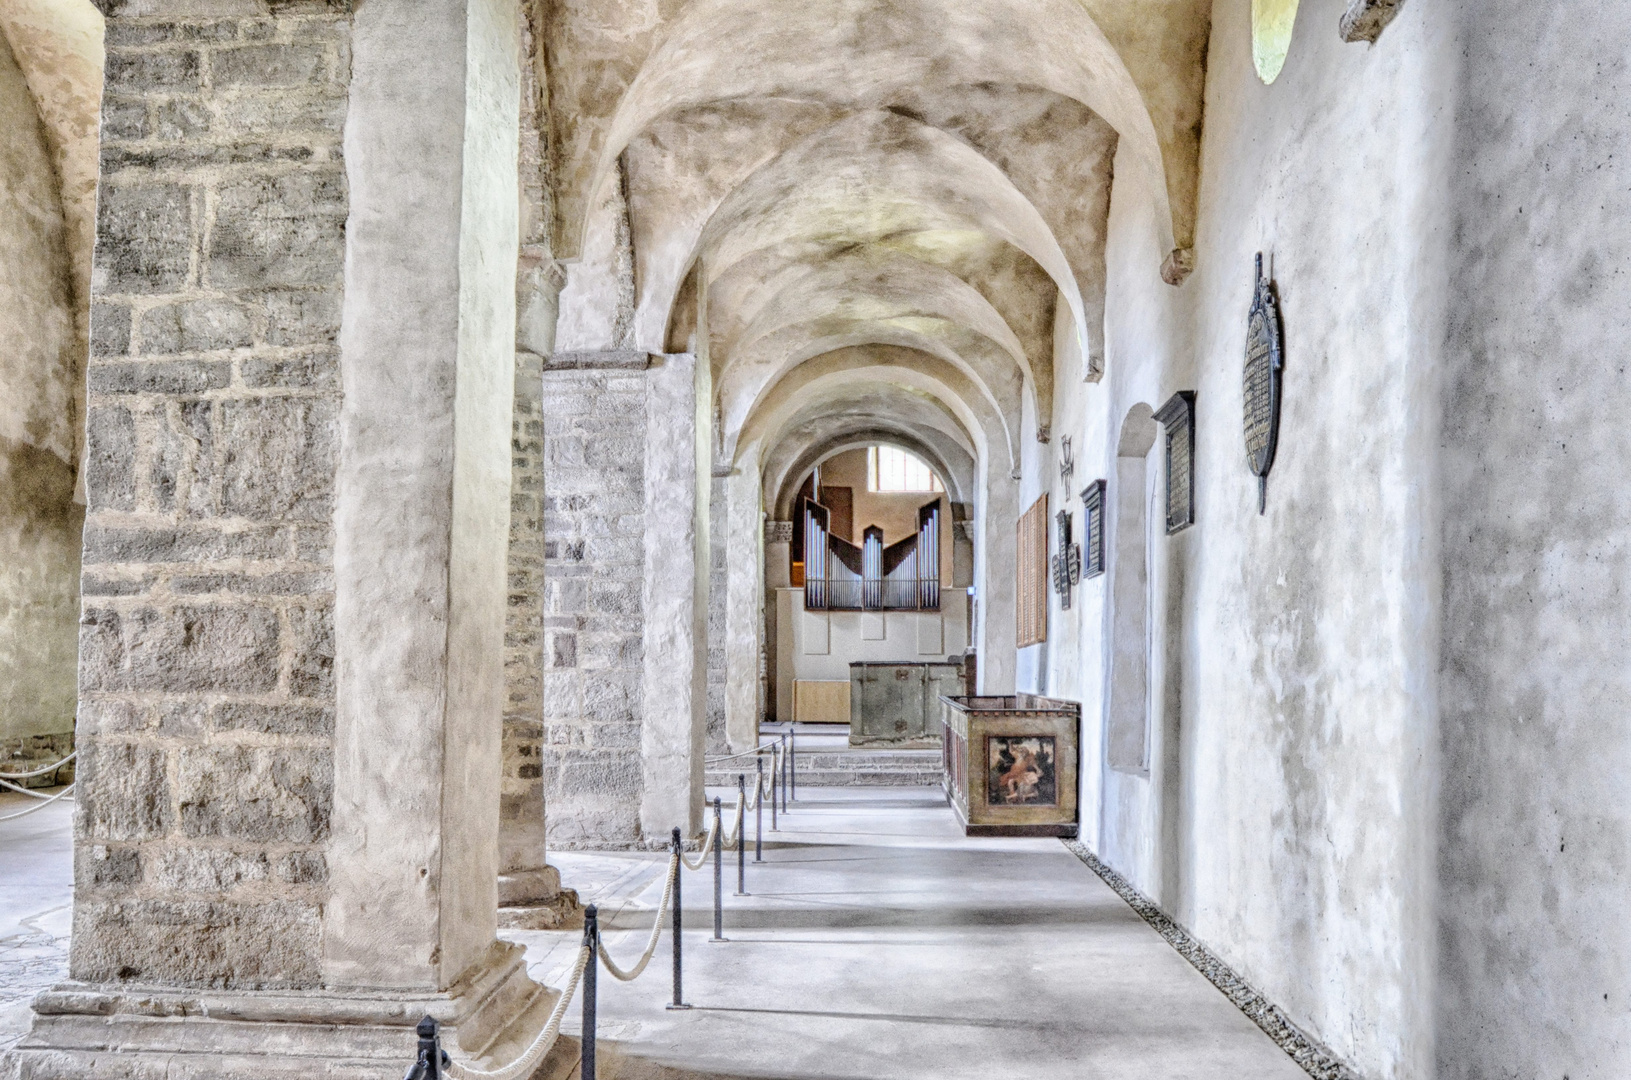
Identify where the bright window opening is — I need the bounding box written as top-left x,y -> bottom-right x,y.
868,446 -> 943,493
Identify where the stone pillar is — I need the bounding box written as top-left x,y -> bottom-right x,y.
975,468 -> 1019,693
639,353 -> 709,839
724,462 -> 765,749
762,516 -> 793,726
14,2 -> 549,1074
536,351 -> 648,847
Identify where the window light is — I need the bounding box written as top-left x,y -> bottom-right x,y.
868,446 -> 943,493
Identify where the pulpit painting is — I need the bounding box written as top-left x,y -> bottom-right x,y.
987,736 -> 1057,806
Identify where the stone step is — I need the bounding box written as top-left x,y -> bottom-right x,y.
706,747 -> 942,788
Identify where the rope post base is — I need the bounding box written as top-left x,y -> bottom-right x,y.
581,906 -> 598,1080
666,827 -> 690,1010
754,758 -> 764,862
735,774 -> 747,896
403,1015 -> 444,1080
710,797 -> 725,942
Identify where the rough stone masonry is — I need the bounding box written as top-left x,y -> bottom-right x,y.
72,2 -> 348,988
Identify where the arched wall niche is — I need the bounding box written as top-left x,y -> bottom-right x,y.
1107,403 -> 1158,773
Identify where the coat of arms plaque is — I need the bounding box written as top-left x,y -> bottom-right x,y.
1244,252 -> 1283,514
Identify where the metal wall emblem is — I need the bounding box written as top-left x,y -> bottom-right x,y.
1244,252 -> 1284,514
1051,509 -> 1081,609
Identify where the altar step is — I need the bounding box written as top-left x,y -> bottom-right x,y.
706,746 -> 942,788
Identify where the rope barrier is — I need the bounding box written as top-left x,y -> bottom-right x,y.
679,816 -> 718,871
596,855 -> 678,982
0,784 -> 74,822
702,740 -> 779,764
439,943 -> 592,1080
0,777 -> 57,799
0,750 -> 76,780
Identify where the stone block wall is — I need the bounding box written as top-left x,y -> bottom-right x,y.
72,2 -> 348,990
539,365 -> 647,847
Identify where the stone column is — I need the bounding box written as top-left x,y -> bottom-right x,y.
639,353 -> 709,839
15,2 -> 550,1074
724,461 -> 766,750
497,262 -> 578,926
975,467 -> 1019,693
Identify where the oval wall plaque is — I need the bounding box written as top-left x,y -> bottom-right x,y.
1243,252 -> 1283,514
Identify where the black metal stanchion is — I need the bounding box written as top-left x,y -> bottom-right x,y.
581,905 -> 598,1080
781,733 -> 789,814
769,756 -> 778,832
710,796 -> 725,941
735,774 -> 747,895
404,1015 -> 444,1080
666,828 -> 689,1010
790,728 -> 796,802
754,757 -> 764,862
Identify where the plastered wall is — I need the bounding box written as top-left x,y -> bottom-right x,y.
1049,1 -> 1445,1075
0,21 -> 82,749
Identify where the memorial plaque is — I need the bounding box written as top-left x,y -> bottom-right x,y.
1050,509 -> 1081,610
1154,391 -> 1196,534
1081,480 -> 1106,578
1244,252 -> 1284,514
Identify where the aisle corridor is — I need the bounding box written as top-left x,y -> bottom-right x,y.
510,787 -> 1309,1080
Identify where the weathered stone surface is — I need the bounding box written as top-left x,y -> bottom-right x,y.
212,701 -> 334,736
218,397 -> 337,520
207,172 -> 346,289
84,405 -> 137,512
78,741 -> 171,842
95,183 -> 193,293
80,606 -> 281,693
176,745 -> 332,843
138,298 -> 254,354
70,898 -> 322,988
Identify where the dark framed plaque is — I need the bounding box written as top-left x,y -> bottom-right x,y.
1153,391 -> 1196,534
1081,479 -> 1105,578
1244,252 -> 1284,514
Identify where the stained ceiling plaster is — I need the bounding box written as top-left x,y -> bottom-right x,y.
541,0 -> 1209,489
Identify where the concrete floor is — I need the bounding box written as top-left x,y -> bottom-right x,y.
0,784 -> 1308,1077
511,786 -> 1307,1080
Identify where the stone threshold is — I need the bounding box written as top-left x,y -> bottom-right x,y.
1062,840 -> 1365,1080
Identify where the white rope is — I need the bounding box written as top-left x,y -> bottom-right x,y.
443,943 -> 592,1080
0,750 -> 76,780
0,777 -> 55,799
703,740 -> 779,764
596,854 -> 678,982
0,784 -> 74,822
721,791 -> 746,846
679,817 -> 718,871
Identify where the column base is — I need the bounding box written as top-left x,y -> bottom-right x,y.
4,942 -> 566,1080
497,866 -> 581,931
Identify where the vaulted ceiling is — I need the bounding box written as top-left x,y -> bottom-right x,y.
538,0 -> 1210,482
